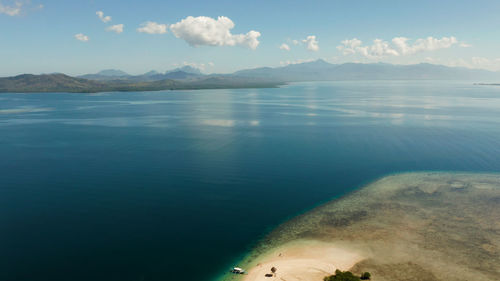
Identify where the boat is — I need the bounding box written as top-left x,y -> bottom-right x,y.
230,267 -> 246,274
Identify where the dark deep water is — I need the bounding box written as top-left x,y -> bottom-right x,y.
1,81 -> 500,281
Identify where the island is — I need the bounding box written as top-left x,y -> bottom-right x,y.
2,61 -> 500,93
221,172 -> 500,281
0,73 -> 283,93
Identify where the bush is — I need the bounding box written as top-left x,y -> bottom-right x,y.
360,272 -> 371,280
323,270 -> 361,281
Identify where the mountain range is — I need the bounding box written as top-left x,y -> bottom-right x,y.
1,60 -> 499,93
78,65 -> 204,82
234,59 -> 500,81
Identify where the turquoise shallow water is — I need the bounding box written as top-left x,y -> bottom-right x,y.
1,81 -> 500,281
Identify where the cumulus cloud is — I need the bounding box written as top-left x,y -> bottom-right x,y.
0,1 -> 22,16
107,24 -> 124,34
171,61 -> 214,71
287,36 -> 319,51
338,38 -> 398,58
302,35 -> 319,51
423,56 -> 500,71
338,36 -> 461,59
96,11 -> 111,23
75,33 -> 89,42
280,58 -> 315,66
137,21 -> 168,34
280,43 -> 290,51
470,57 -> 500,70
169,16 -> 261,49
337,38 -> 362,55
392,36 -> 458,55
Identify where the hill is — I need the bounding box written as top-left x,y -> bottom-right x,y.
78,66 -> 204,82
3,61 -> 500,93
0,74 -> 110,93
234,60 -> 500,81
0,74 -> 282,93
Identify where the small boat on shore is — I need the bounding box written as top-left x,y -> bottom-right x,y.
230,267 -> 246,274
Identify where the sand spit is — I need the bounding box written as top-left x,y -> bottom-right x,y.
222,172 -> 500,281
243,240 -> 364,281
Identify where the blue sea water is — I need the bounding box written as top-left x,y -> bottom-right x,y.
1,81 -> 500,281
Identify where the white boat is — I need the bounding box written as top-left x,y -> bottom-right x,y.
230,267 -> 246,274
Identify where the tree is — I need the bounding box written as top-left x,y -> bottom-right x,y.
323,270 -> 361,281
271,267 -> 277,275
360,272 -> 371,280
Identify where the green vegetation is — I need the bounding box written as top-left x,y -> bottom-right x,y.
0,74 -> 283,93
324,270 -> 367,281
360,272 -> 371,280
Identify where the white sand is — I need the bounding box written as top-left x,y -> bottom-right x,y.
242,240 -> 365,281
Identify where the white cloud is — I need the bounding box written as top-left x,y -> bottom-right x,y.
280,58 -> 315,66
279,43 -> 290,51
471,56 -> 490,66
302,35 -> 319,51
367,39 -> 399,57
169,16 -> 261,50
287,36 -> 319,51
171,61 -> 215,71
0,1 -> 22,16
337,38 -> 363,55
470,57 -> 500,70
422,56 -> 500,71
338,36 -> 460,59
107,24 -> 124,34
137,21 -> 168,34
337,38 -> 362,55
75,33 -> 89,42
338,38 -> 398,58
96,11 -> 111,23
392,36 -> 458,55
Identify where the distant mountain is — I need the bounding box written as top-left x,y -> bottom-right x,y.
166,65 -> 203,75
79,69 -> 131,81
234,60 -> 500,81
0,73 -> 282,93
142,70 -> 161,77
3,61 -> 499,93
95,69 -> 130,77
79,66 -> 204,82
163,70 -> 201,80
0,74 -> 109,93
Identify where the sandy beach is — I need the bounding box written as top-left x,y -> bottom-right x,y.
223,173 -> 500,281
243,240 -> 364,281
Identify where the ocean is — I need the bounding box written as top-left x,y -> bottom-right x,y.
1,81 -> 500,281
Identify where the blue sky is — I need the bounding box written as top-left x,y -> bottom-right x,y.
1,0 -> 500,76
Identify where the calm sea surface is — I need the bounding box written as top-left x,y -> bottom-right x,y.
1,81 -> 500,281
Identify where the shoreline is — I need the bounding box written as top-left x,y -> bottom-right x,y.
219,172 -> 500,281
240,240 -> 365,281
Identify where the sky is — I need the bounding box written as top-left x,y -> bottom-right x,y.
1,0 -> 500,76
